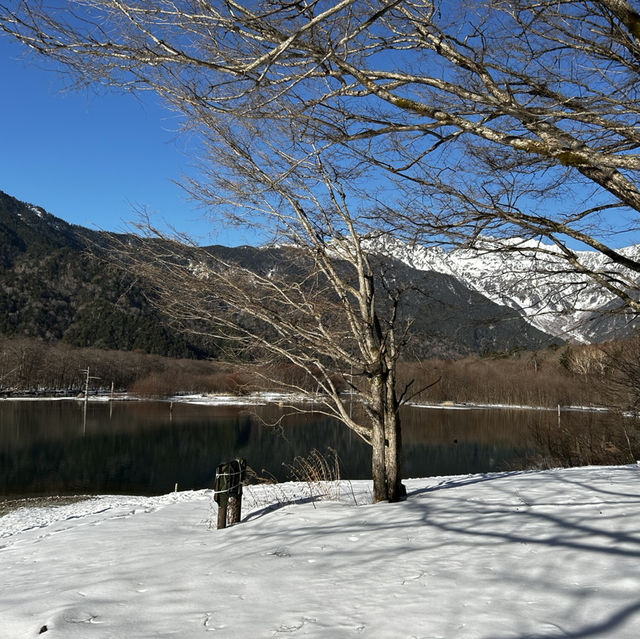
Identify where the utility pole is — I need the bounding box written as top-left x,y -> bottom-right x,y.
80,367 -> 100,433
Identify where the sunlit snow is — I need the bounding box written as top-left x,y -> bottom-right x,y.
2,465 -> 639,638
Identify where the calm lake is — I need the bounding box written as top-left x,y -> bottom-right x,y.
0,399 -> 630,499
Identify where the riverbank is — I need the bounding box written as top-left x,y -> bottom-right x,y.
2,464 -> 639,638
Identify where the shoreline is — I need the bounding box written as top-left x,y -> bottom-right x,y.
0,390 -> 615,414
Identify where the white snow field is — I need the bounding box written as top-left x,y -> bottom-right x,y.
1,465 -> 639,638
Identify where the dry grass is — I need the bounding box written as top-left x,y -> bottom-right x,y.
284,447 -> 342,502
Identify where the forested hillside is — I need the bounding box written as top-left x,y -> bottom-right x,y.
0,191 -> 211,357
0,190 -> 557,360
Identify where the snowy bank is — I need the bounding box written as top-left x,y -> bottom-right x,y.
2,465 -> 640,638
1,392 -> 614,415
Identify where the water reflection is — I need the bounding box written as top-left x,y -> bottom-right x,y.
0,400 -> 633,498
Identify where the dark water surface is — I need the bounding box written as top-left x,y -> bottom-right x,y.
0,399 -> 626,498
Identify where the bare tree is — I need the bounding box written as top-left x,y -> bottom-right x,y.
599,335 -> 640,409
125,157 -> 411,503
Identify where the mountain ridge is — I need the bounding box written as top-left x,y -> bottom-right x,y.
367,236 -> 640,343
0,190 -> 592,357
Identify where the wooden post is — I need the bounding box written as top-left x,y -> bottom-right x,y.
228,494 -> 241,525
227,458 -> 246,525
80,366 -> 100,434
217,498 -> 228,529
214,459 -> 246,529
214,462 -> 230,529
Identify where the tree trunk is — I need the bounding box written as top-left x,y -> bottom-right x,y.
384,408 -> 406,502
370,370 -> 406,502
371,419 -> 388,503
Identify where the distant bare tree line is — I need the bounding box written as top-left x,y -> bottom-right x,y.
401,353 -> 600,408
3,335 -> 639,413
0,337 -> 237,396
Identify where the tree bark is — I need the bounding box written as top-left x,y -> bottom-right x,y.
371,418 -> 388,503
383,388 -> 406,502
370,366 -> 406,502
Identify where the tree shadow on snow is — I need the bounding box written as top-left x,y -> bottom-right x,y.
404,466 -> 640,638
241,494 -> 319,522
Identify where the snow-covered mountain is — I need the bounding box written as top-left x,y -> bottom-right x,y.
3,187 -> 637,349
368,236 -> 640,343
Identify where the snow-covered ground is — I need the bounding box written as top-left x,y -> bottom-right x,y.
2,465 -> 639,638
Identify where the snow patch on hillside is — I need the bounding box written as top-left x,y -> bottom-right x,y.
29,205 -> 44,219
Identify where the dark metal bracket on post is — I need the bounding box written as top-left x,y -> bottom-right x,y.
213,458 -> 247,529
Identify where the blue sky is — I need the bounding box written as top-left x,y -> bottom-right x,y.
1,35 -> 259,246
3,34 -> 639,251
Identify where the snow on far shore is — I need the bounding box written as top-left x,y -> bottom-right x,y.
0,392 -> 310,406
0,391 -> 612,414
2,465 -> 640,638
169,392 -> 317,407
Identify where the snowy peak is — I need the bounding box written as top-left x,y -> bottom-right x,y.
368,236 -> 640,343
